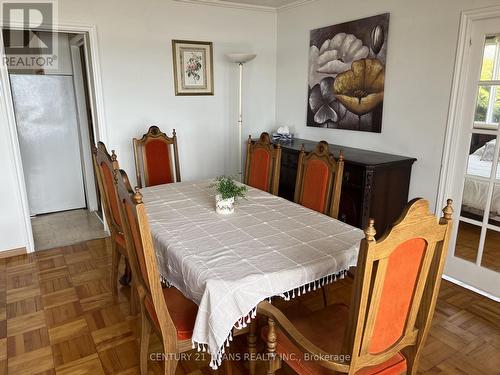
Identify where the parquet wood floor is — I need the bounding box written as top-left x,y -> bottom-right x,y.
0,238 -> 498,374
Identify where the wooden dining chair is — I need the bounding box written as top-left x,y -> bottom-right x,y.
258,198 -> 454,375
244,132 -> 282,195
133,126 -> 181,188
114,167 -> 200,375
92,143 -> 135,312
294,141 -> 344,219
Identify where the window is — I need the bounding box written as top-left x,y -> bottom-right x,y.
474,35 -> 500,130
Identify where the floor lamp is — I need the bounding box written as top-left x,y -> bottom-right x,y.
226,53 -> 256,181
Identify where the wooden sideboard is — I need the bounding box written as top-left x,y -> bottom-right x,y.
275,138 -> 416,236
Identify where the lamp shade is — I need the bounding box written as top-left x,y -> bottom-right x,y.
226,53 -> 257,64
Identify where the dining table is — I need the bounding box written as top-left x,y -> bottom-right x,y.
141,180 -> 364,369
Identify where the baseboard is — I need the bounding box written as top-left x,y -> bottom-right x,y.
0,246 -> 27,259
442,274 -> 500,302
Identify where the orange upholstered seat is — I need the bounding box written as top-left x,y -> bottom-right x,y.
258,199 -> 454,375
144,287 -> 198,340
262,304 -> 407,375
144,138 -> 173,186
300,158 -> 330,212
133,126 -> 180,188
248,148 -> 271,190
245,132 -> 281,195
294,141 -> 344,218
369,238 -> 427,353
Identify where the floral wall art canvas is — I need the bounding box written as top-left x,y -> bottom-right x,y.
172,40 -> 214,95
307,13 -> 389,133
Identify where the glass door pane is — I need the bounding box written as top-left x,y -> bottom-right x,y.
474,86 -> 500,129
455,221 -> 481,263
462,134 -> 497,221
479,36 -> 499,80
466,134 -> 496,178
488,184 -> 500,226
482,228 -> 500,272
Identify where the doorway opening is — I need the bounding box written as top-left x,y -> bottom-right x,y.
2,30 -> 106,251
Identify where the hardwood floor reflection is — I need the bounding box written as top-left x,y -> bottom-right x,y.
483,229 -> 500,272
455,221 -> 500,272
0,238 -> 498,374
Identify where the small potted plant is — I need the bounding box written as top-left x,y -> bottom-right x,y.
211,176 -> 247,214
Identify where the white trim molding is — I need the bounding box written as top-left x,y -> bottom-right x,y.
173,0 -> 316,12
442,274 -> 500,302
0,21 -> 108,252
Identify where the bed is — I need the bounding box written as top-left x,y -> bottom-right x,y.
462,139 -> 500,222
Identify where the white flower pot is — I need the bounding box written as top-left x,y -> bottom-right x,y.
215,194 -> 234,214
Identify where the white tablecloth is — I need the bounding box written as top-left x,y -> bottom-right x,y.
142,180 -> 363,368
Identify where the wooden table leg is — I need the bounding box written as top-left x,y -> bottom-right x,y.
266,318 -> 279,375
248,318 -> 257,375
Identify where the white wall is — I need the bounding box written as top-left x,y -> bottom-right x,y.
0,0 -> 276,251
275,0 -> 500,211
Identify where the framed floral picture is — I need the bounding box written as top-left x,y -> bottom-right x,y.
172,40 -> 214,95
307,13 -> 389,133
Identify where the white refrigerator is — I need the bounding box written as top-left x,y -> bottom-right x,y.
10,74 -> 86,215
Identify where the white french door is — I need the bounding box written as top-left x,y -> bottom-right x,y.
444,14 -> 500,299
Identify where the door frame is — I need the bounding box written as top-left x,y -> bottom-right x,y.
0,21 -> 109,253
437,5 -> 500,301
69,33 -> 98,213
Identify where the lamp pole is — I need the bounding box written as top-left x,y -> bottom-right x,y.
226,53 -> 256,181
237,62 -> 243,181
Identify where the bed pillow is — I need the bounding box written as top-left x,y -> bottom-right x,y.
472,144 -> 485,156
480,139 -> 497,161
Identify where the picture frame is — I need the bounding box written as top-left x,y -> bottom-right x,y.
172,40 -> 214,96
307,13 -> 390,133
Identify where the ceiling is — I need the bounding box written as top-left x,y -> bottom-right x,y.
175,0 -> 312,10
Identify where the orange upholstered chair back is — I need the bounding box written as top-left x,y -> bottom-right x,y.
244,132 -> 282,195
133,126 -> 180,188
294,141 -> 344,218
114,168 -> 177,338
93,142 -> 122,235
343,199 -> 453,373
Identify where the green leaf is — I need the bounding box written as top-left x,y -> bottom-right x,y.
210,176 -> 247,200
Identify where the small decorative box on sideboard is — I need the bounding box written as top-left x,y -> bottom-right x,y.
275,138 -> 416,236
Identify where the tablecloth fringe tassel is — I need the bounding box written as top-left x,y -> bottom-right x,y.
278,269 -> 347,302
160,274 -> 172,287
197,268 -> 349,370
